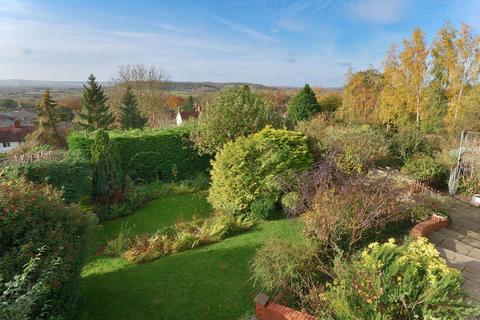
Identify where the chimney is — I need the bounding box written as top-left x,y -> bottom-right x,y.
14,119 -> 21,128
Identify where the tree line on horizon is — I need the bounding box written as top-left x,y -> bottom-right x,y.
21,22 -> 480,150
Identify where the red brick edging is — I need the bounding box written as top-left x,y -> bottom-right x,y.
411,214 -> 448,238
254,293 -> 315,320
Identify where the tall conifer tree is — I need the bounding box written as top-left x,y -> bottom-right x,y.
119,85 -> 146,129
27,89 -> 65,148
78,74 -> 114,130
91,129 -> 123,203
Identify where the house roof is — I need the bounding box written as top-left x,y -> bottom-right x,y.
0,110 -> 37,121
0,113 -> 16,121
178,111 -> 199,120
0,127 -> 34,143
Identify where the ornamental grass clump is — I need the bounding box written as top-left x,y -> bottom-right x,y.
320,238 -> 479,320
121,214 -> 256,263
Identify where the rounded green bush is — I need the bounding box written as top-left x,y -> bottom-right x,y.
401,154 -> 448,185
280,191 -> 301,215
208,127 -> 313,216
250,198 -> 276,219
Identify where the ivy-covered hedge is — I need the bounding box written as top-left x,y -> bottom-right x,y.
68,127 -> 211,182
0,151 -> 91,203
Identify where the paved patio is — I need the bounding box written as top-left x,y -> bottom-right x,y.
427,198 -> 480,305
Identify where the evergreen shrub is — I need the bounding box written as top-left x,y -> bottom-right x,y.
208,127 -> 313,217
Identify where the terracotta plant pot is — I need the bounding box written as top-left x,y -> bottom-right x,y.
432,213 -> 448,222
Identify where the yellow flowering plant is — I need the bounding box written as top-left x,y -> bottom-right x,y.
322,238 -> 479,319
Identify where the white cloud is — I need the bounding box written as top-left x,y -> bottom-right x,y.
348,0 -> 408,24
213,16 -> 275,42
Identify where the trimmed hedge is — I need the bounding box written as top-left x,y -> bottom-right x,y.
68,127 -> 211,182
0,151 -> 91,203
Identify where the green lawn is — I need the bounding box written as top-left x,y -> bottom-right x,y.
78,192 -> 303,320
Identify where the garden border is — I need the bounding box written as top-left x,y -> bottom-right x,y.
253,293 -> 315,320
411,214 -> 449,238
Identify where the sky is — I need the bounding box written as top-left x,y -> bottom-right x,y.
0,0 -> 479,87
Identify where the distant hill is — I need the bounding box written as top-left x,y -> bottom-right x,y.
0,79 -> 110,89
0,79 -> 288,92
0,80 -> 341,102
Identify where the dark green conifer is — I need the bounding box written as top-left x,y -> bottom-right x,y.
78,74 -> 114,130
120,85 -> 146,129
287,84 -> 321,125
91,129 -> 123,203
182,95 -> 195,112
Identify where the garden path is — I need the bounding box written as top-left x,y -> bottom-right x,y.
428,199 -> 480,305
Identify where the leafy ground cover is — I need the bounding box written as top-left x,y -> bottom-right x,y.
77,192 -> 303,320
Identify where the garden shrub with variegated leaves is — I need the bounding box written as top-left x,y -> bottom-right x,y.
320,238 -> 479,319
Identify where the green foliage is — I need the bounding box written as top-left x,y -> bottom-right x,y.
295,114 -> 330,160
91,129 -> 124,202
249,198 -> 277,220
56,106 -> 75,122
191,85 -> 278,154
322,238 -> 479,319
250,239 -> 317,301
408,192 -> 448,223
0,98 -> 18,110
0,251 -> 58,320
121,213 -> 256,263
280,191 -> 301,215
182,95 -> 195,112
317,92 -> 342,113
27,90 -> 65,149
323,125 -> 390,174
78,74 -> 115,130
104,223 -> 133,256
401,154 -> 448,184
389,128 -> 437,164
287,84 -> 321,125
0,150 -> 91,203
208,127 -> 313,216
119,85 -> 146,129
0,179 -> 95,319
68,127 -> 211,183
456,175 -> 480,196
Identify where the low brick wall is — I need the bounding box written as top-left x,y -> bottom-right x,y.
411,214 -> 448,238
253,293 -> 315,320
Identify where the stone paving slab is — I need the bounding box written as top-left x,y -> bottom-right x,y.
428,198 -> 480,307
464,279 -> 480,303
439,238 -> 477,256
